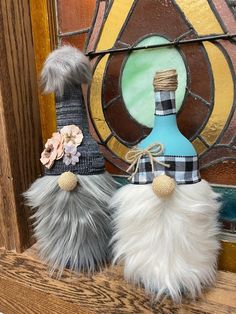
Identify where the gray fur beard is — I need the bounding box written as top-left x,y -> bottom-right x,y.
24,172 -> 117,277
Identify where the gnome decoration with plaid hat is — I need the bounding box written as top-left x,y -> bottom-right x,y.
111,69 -> 220,302
24,46 -> 116,276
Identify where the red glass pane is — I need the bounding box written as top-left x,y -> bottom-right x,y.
61,33 -> 87,50
201,161 -> 236,185
57,0 -> 96,33
177,94 -> 210,140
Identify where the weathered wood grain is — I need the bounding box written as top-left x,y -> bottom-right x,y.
0,248 -> 236,314
0,277 -> 90,314
0,0 -> 42,251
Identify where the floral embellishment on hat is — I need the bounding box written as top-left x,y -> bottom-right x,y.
60,125 -> 83,147
40,132 -> 64,169
63,144 -> 81,166
40,125 -> 83,168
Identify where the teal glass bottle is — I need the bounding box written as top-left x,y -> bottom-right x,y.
139,71 -> 197,157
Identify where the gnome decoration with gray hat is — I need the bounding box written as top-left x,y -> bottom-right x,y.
24,46 -> 116,276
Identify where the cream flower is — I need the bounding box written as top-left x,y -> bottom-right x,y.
60,125 -> 83,147
40,132 -> 64,169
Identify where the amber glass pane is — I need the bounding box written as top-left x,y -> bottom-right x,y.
57,0 -> 96,33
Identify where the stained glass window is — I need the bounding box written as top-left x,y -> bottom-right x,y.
55,0 -> 236,236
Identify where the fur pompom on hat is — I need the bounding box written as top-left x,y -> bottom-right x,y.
41,45 -> 92,96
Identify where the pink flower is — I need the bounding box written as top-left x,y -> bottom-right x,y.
63,144 -> 81,166
60,125 -> 83,147
40,132 -> 64,169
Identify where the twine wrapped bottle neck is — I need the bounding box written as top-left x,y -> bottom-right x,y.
55,84 -> 89,133
153,69 -> 178,91
153,69 -> 178,116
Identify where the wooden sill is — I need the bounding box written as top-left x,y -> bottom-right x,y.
0,247 -> 236,313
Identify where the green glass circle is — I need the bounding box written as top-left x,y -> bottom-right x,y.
121,36 -> 187,127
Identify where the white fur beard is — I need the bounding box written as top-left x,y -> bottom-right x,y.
24,172 -> 116,277
111,180 -> 220,302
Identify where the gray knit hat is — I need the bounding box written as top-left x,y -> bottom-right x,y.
40,46 -> 105,176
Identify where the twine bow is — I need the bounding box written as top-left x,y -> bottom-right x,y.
125,143 -> 170,180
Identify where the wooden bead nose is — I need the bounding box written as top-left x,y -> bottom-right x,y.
152,175 -> 175,197
58,171 -> 78,191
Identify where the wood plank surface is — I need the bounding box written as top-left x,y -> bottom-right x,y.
0,0 -> 42,251
0,248 -> 235,314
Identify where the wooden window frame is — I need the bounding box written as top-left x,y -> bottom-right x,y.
0,0 -> 56,252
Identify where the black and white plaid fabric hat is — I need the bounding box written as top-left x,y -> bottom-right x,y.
130,155 -> 201,185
